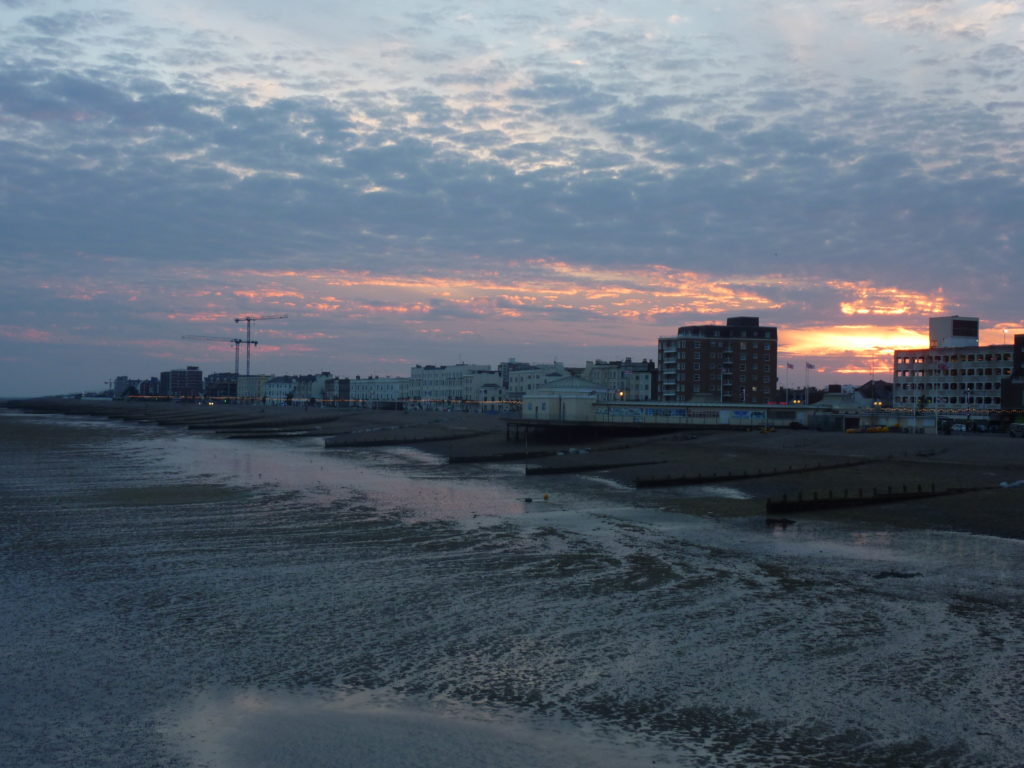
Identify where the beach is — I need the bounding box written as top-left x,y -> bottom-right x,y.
7,397 -> 1024,539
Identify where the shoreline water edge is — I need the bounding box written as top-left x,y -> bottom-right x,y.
1,403 -> 1022,766
5,396 -> 1024,540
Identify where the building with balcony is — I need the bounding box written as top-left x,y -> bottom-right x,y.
657,317 -> 778,403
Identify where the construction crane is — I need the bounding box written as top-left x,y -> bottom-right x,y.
234,314 -> 287,375
181,336 -> 255,376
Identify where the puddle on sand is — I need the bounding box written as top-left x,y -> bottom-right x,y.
138,432 -> 602,522
164,689 -> 667,768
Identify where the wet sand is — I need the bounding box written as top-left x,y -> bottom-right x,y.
6,397 -> 1024,539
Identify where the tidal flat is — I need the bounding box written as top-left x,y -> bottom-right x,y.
1,409 -> 1022,767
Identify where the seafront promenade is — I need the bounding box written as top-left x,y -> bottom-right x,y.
5,397 -> 1024,539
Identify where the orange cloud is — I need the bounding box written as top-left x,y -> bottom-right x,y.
829,280 -> 948,316
166,312 -> 233,323
233,289 -> 305,300
0,326 -> 57,342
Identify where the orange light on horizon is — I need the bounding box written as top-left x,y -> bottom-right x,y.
782,325 -> 929,357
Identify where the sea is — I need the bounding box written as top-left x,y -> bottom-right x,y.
1,409 -> 1022,768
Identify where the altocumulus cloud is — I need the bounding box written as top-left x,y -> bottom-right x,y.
1,0 -> 1023,392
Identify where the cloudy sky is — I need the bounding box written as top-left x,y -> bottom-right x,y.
2,0 -> 1023,395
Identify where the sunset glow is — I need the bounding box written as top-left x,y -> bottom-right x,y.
1,1 -> 1022,394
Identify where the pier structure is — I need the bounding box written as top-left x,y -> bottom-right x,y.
507,385 -> 937,440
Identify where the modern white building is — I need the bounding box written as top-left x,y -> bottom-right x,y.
893,316 -> 1012,411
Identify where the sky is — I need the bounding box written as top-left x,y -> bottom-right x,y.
2,0 -> 1023,396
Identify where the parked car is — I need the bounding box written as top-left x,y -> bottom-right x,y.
951,423 -> 967,433
1009,423 -> 1024,438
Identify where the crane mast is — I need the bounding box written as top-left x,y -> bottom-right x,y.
181,336 -> 255,375
233,315 -> 287,375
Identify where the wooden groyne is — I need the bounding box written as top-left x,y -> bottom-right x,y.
187,415 -> 339,431
222,430 -> 325,439
525,459 -> 667,476
323,430 -> 487,448
633,459 -> 874,489
765,484 -> 991,514
448,449 -> 559,464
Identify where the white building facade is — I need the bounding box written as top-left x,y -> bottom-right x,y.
264,376 -> 297,405
293,372 -> 332,403
582,359 -> 655,401
893,316 -> 1012,411
236,374 -> 271,402
505,364 -> 568,400
409,364 -> 497,408
350,377 -> 410,407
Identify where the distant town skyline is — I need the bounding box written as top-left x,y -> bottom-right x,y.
2,1 -> 1023,396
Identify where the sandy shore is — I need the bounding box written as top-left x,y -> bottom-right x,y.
5,397 -> 1024,539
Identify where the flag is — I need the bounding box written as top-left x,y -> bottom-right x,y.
806,362 -> 815,369
786,363 -> 794,369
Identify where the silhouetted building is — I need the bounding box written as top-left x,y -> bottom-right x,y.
323,377 -> 351,406
204,372 -> 238,399
138,377 -> 160,397
112,376 -> 140,399
160,366 -> 203,398
1000,334 -> 1024,412
658,317 -> 778,403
